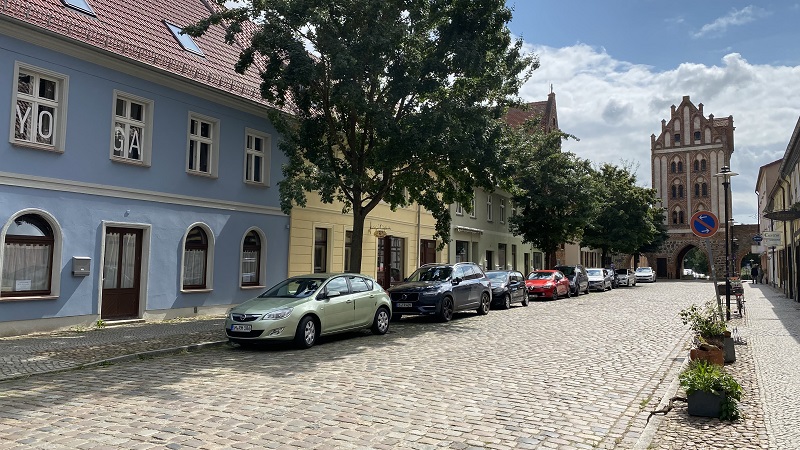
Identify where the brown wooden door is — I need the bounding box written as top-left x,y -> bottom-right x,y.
420,239 -> 436,265
101,227 -> 142,319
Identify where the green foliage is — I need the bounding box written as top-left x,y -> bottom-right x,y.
187,0 -> 537,271
505,124 -> 595,263
580,163 -> 663,259
636,206 -> 669,254
95,319 -> 106,329
679,301 -> 727,340
683,247 -> 709,275
679,359 -> 742,421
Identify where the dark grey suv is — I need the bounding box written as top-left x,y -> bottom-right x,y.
554,264 -> 590,296
387,262 -> 492,322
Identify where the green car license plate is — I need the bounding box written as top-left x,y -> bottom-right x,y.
231,324 -> 251,332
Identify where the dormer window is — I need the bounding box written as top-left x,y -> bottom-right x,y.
61,0 -> 95,16
165,21 -> 204,56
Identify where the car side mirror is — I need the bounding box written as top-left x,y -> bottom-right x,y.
326,290 -> 341,298
452,277 -> 461,285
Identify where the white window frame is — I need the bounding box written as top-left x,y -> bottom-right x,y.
239,227 -> 267,289
244,128 -> 271,186
455,202 -> 463,216
110,90 -> 153,166
10,62 -> 69,153
186,113 -> 219,178
500,198 -> 506,224
180,222 -> 215,292
470,195 -> 476,219
0,209 -> 63,300
487,194 -> 493,222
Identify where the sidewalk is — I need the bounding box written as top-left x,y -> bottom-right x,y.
0,316 -> 227,381
645,282 -> 800,449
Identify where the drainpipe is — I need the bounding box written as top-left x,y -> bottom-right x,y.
416,203 -> 422,266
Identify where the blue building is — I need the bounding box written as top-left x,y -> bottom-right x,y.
0,0 -> 289,335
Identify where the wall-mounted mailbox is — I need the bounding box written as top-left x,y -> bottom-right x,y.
72,257 -> 91,276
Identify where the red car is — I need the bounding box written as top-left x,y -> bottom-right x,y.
526,270 -> 571,300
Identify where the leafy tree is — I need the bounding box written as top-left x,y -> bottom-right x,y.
505,124 -> 597,268
580,163 -> 662,265
684,247 -> 709,275
637,206 -> 668,255
186,0 -> 535,272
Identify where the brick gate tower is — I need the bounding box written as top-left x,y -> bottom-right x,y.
646,96 -> 736,279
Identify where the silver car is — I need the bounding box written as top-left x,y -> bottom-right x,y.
635,267 -> 656,283
226,274 -> 392,349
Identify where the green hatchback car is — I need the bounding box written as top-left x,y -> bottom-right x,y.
225,273 -> 392,348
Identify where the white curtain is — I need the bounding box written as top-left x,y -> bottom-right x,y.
120,233 -> 136,288
241,250 -> 257,283
183,249 -> 206,287
2,242 -> 51,292
103,233 -> 120,289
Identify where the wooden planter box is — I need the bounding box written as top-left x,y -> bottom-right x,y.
690,347 -> 724,366
687,391 -> 725,418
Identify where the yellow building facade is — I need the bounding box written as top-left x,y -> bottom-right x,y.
288,193 -> 445,288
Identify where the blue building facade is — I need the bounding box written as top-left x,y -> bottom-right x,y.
0,0 -> 289,335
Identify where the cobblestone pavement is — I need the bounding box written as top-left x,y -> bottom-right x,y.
0,281 -> 781,449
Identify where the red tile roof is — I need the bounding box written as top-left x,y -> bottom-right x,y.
0,0 -> 284,112
504,101 -> 548,128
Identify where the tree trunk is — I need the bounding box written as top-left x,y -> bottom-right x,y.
349,209 -> 367,274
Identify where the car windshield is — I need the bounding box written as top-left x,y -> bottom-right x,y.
408,266 -> 452,282
615,269 -> 628,275
486,272 -> 508,282
636,267 -> 652,273
528,271 -> 554,280
586,269 -> 603,276
259,277 -> 326,298
555,266 -> 575,276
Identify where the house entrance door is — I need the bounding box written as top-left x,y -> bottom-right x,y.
101,227 -> 142,319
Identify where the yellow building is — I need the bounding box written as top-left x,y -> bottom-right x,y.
288,193 -> 445,288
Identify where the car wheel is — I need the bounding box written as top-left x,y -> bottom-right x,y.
503,294 -> 511,310
573,285 -> 580,296
552,287 -> 559,300
294,316 -> 317,349
584,284 -> 590,295
371,307 -> 390,335
438,297 -> 454,322
477,292 -> 491,315
521,295 -> 529,306
566,286 -> 571,298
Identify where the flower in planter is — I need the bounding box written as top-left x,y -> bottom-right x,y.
679,359 -> 742,420
680,301 -> 728,347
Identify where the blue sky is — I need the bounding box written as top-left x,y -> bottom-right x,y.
506,1 -> 800,225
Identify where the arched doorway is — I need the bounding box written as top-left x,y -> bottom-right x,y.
675,245 -> 710,279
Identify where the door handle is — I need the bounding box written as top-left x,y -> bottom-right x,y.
346,299 -> 353,303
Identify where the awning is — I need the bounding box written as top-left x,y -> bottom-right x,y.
454,226 -> 484,235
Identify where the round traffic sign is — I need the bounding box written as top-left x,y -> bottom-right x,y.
753,234 -> 763,243
690,211 -> 719,238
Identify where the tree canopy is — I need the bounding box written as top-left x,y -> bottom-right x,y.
187,0 -> 536,272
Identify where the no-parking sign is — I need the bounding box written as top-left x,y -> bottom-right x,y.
690,211 -> 719,238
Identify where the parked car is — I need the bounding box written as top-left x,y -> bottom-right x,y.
587,268 -> 612,291
525,270 -> 571,300
615,268 -> 637,287
554,264 -> 590,296
387,262 -> 492,322
486,270 -> 528,309
636,266 -> 657,283
226,274 -> 392,349
605,268 -> 618,288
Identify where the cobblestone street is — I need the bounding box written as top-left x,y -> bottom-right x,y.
0,281 -> 781,449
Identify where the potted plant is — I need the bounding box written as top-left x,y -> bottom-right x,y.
679,359 -> 742,420
680,301 -> 734,364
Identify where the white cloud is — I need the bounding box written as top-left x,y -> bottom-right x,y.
518,43 -> 800,225
692,5 -> 768,38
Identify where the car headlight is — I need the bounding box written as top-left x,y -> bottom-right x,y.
542,283 -> 553,288
421,290 -> 440,297
262,308 -> 293,320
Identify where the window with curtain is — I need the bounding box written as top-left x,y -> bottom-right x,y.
183,226 -> 208,289
241,230 -> 260,286
2,214 -> 54,297
314,228 -> 328,273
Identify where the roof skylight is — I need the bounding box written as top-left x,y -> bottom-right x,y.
165,21 -> 204,56
61,0 -> 95,16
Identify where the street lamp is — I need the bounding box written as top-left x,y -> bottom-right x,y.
714,166 -> 739,320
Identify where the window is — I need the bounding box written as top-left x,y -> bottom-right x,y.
677,161 -> 683,173
672,211 -> 678,224
241,230 -> 261,287
694,131 -> 701,142
671,162 -> 676,173
111,91 -> 152,165
314,228 -> 328,273
455,202 -> 463,216
500,199 -> 506,224
344,231 -> 352,272
674,133 -> 681,143
11,63 -> 68,152
702,183 -> 708,196
701,160 -> 707,171
455,240 -> 469,263
511,244 -> 517,270
694,183 -> 700,197
350,276 -> 371,293
671,185 -> 677,199
164,21 -> 204,56
183,226 -> 211,290
2,214 -> 55,297
61,0 -> 95,15
678,185 -> 684,198
679,211 -> 685,224
244,129 -> 270,185
486,194 -> 493,222
694,160 -> 699,172
187,113 -> 219,177
324,276 -> 349,296
470,196 -> 476,218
